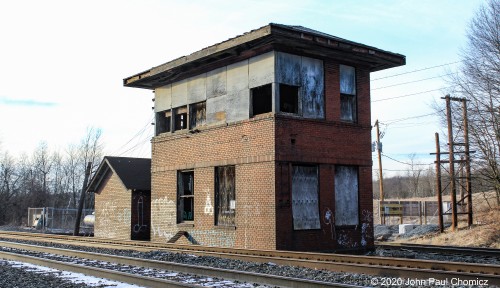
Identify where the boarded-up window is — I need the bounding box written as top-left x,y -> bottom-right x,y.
190,101 -> 206,129
251,84 -> 272,116
215,166 -> 235,226
292,165 -> 320,230
340,65 -> 357,122
155,110 -> 171,135
279,84 -> 299,114
174,106 -> 188,131
177,171 -> 194,223
335,166 -> 359,226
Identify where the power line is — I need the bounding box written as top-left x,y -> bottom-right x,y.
371,73 -> 456,90
381,153 -> 433,166
371,61 -> 461,81
371,87 -> 453,102
379,111 -> 442,125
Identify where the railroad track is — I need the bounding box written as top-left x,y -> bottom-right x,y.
376,242 -> 500,257
0,241 -> 359,288
0,231 -> 499,286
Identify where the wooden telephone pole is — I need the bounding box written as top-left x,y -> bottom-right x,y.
375,120 -> 385,224
432,95 -> 473,232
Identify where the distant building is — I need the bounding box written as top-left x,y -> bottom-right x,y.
115,23 -> 404,251
87,156 -> 151,241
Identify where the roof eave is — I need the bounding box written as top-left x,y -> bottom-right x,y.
123,23 -> 405,89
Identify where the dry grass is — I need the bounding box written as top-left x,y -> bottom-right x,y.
376,191 -> 500,248
395,207 -> 500,248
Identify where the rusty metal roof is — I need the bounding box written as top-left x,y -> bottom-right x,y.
124,23 -> 406,89
86,156 -> 151,193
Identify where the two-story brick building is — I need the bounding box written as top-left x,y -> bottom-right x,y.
121,23 -> 405,251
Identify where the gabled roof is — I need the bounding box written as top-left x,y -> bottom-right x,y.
86,156 -> 151,193
124,23 -> 405,89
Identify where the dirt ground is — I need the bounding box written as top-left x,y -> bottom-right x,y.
373,191 -> 500,248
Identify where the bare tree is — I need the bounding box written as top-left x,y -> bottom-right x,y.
444,0 -> 500,204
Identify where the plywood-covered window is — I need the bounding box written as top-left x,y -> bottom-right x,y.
215,166 -> 235,226
250,84 -> 272,116
335,166 -> 359,226
174,106 -> 188,131
155,110 -> 171,135
279,84 -> 299,114
292,165 -> 320,230
177,171 -> 194,223
340,65 -> 357,122
189,101 -> 206,129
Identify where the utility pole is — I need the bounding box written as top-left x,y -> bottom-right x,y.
462,99 -> 473,226
445,95 -> 458,231
74,162 -> 92,236
375,120 -> 385,225
435,133 -> 444,233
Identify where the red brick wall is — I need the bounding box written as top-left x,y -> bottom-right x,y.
94,172 -> 132,240
274,60 -> 374,251
150,115 -> 276,249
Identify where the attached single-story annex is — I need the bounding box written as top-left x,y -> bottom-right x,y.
87,156 -> 151,241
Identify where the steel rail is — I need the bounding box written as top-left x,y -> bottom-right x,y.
1,237 -> 499,286
376,242 -> 500,257
0,241 -> 358,288
0,231 -> 499,277
0,250 -> 196,288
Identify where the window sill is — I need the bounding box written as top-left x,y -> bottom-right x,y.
214,225 -> 236,230
177,223 -> 194,228
335,225 -> 358,230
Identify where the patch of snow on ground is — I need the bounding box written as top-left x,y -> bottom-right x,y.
6,260 -> 145,287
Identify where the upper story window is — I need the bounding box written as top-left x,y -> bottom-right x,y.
339,65 -> 357,122
250,84 -> 272,117
174,106 -> 188,131
155,110 -> 171,135
190,101 -> 206,129
279,84 -> 299,114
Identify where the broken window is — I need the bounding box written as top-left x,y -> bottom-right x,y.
251,84 -> 272,116
177,171 -> 194,223
174,106 -> 188,131
340,65 -> 357,122
279,84 -> 299,114
215,166 -> 235,226
155,110 -> 171,135
335,166 -> 359,226
189,101 -> 206,129
291,165 -> 320,230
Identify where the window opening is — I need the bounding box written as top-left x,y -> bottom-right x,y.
279,84 -> 299,114
291,165 -> 320,230
334,166 -> 359,226
155,110 -> 171,135
215,166 -> 235,226
177,171 -> 194,223
174,106 -> 188,131
251,84 -> 272,116
190,101 -> 206,129
339,65 -> 357,122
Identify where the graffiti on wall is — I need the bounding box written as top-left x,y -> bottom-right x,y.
204,190 -> 214,216
151,196 -> 176,241
190,230 -> 235,247
323,207 -> 335,240
133,195 -> 148,233
360,210 -> 373,247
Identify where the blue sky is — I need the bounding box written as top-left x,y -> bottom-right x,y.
0,0 -> 485,175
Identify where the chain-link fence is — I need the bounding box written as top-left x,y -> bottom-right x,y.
27,207 -> 94,234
